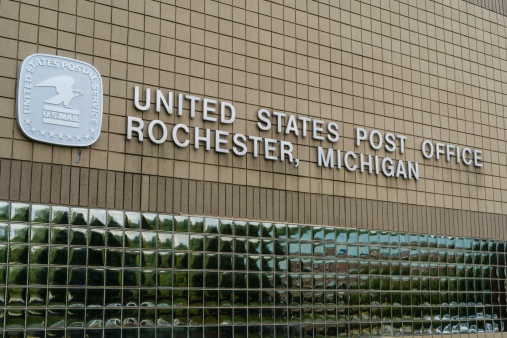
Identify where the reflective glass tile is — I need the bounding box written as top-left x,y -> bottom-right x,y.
30,204 -> 49,223
125,230 -> 141,248
190,217 -> 204,233
189,235 -> 204,251
141,251 -> 157,268
87,248 -> 105,266
89,209 -> 106,226
9,245 -> 28,264
124,250 -> 140,267
69,247 -> 87,265
125,212 -> 141,229
288,224 -> 299,239
51,227 -> 68,245
158,271 -> 172,288
0,201 -> 8,221
70,228 -> 87,246
10,203 -> 29,222
107,210 -> 124,227
142,231 -> 157,249
173,234 -> 188,250
174,216 -> 189,232
9,223 -> 28,242
141,213 -> 158,230
274,223 -> 287,238
28,266 -> 47,285
106,249 -> 123,267
157,251 -> 172,269
158,215 -> 173,231
71,208 -> 88,225
51,206 -> 69,224
103,230 -> 121,248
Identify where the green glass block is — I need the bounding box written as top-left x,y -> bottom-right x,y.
158,251 -> 172,269
68,267 -> 86,286
125,212 -> 141,228
89,209 -> 106,226
67,309 -> 85,327
234,221 -> 247,236
51,227 -> 68,245
11,203 -> 29,222
5,309 -> 24,328
174,252 -> 188,269
28,266 -> 47,285
125,230 -> 141,248
69,228 -> 87,246
158,270 -> 173,288
88,228 -> 106,246
274,223 -> 287,239
30,204 -> 49,223
140,308 -> 156,326
106,249 -> 123,267
347,229 -> 358,244
234,238 -> 246,254
68,247 -> 87,266
204,218 -> 219,234
158,215 -> 173,232
261,223 -> 274,237
48,267 -> 68,286
189,235 -> 204,251
141,270 -> 156,287
248,239 -> 261,254
174,216 -> 189,232
219,237 -> 233,253
47,309 -> 65,327
27,288 -> 46,307
248,222 -> 261,237
141,251 -> 157,268
28,246 -> 47,266
70,208 -> 88,225
51,206 -> 69,224
8,266 -> 27,285
173,290 -> 188,307
9,223 -> 28,242
123,270 -> 140,287
0,223 -> 7,243
173,234 -> 188,250
157,233 -> 172,250
107,210 -> 124,227
30,225 -> 48,244
219,219 -> 233,235
105,268 -> 122,287
301,226 -> 312,240
88,248 -> 105,266
189,253 -> 203,269
141,213 -> 158,230
85,308 -> 104,327
190,217 -> 204,233
142,231 -> 157,249
107,229 -> 123,247
0,201 -> 9,221
124,250 -> 140,268
9,245 -> 28,264
447,237 -> 456,249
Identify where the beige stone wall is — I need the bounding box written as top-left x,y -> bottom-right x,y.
0,0 -> 506,225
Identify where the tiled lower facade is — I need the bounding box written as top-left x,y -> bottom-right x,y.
0,201 -> 504,337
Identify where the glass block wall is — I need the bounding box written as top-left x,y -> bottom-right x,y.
0,201 -> 505,337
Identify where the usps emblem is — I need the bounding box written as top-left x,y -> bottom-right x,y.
17,54 -> 103,146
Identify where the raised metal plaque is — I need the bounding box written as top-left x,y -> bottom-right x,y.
16,54 -> 103,147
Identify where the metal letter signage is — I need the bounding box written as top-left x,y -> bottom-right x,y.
16,54 -> 103,147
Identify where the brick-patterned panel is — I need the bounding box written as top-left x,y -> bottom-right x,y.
0,157 -> 505,240
464,0 -> 507,15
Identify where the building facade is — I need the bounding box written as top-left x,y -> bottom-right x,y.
0,0 -> 506,336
